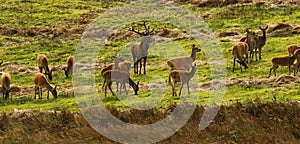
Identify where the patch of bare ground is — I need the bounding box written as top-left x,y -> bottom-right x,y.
172,0 -> 300,8
0,9 -> 104,40
83,28 -> 191,41
200,74 -> 300,91
0,102 -> 299,143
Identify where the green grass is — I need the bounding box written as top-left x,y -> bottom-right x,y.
0,1 -> 300,113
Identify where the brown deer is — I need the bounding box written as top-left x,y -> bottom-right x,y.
268,55 -> 296,77
232,42 -> 249,72
1,72 -> 11,99
167,44 -> 201,83
34,73 -> 57,99
37,54 -> 53,80
257,26 -> 268,60
246,29 -> 258,63
62,55 -> 74,78
102,70 -> 139,97
169,64 -> 197,96
130,21 -> 154,75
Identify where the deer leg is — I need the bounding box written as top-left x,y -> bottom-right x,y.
102,79 -> 106,89
255,48 -> 258,61
108,81 -> 115,96
172,81 -> 177,96
187,81 -> 190,95
259,47 -> 262,60
134,58 -> 138,74
139,57 -> 142,75
269,67 -> 273,78
274,66 -> 278,77
179,82 -> 184,96
34,87 -> 37,99
124,82 -> 128,95
104,82 -> 107,97
143,56 -> 147,74
47,90 -> 49,99
39,67 -> 43,73
288,65 -> 291,75
232,58 -> 236,72
116,82 -> 119,92
39,87 -> 42,99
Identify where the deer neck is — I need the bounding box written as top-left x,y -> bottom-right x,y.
187,66 -> 196,79
191,50 -> 197,61
45,82 -> 53,92
128,78 -> 137,89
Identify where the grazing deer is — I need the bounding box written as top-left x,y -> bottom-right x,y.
34,73 -> 57,99
169,64 -> 197,96
1,72 -> 11,99
102,70 -> 139,97
167,44 -> 201,83
37,54 -> 53,80
130,21 -> 154,74
268,55 -> 296,77
62,55 -> 74,78
100,56 -> 128,89
257,26 -> 268,60
246,29 -> 259,63
232,42 -> 249,72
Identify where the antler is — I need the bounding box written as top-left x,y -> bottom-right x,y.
129,21 -> 154,36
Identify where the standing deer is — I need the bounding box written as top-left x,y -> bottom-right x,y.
131,36 -> 153,75
169,64 -> 197,96
246,29 -> 258,63
257,26 -> 268,60
129,21 -> 154,75
1,72 -> 11,99
34,73 -> 57,99
167,44 -> 201,83
232,42 -> 249,72
37,54 -> 53,80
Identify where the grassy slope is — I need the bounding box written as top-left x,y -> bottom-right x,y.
0,1 -> 300,112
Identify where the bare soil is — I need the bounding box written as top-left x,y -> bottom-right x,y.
0,102 -> 299,143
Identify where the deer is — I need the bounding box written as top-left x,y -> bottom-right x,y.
293,49 -> 300,76
169,64 -> 197,96
37,54 -> 53,80
130,21 -> 154,75
257,26 -> 268,60
268,55 -> 296,78
102,70 -> 139,97
167,44 -> 201,83
1,72 -> 11,99
232,42 -> 249,72
288,44 -> 300,56
34,72 -> 57,99
246,29 -> 259,63
62,55 -> 74,78
100,56 -> 130,90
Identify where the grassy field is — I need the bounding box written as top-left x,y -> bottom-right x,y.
0,0 -> 299,113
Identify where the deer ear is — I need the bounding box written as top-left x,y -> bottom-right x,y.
137,81 -> 140,86
54,85 -> 57,89
266,26 -> 268,29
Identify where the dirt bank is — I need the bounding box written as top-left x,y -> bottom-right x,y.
0,102 -> 299,143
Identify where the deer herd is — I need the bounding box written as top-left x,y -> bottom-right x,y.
1,24 -> 299,100
232,25 -> 300,78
